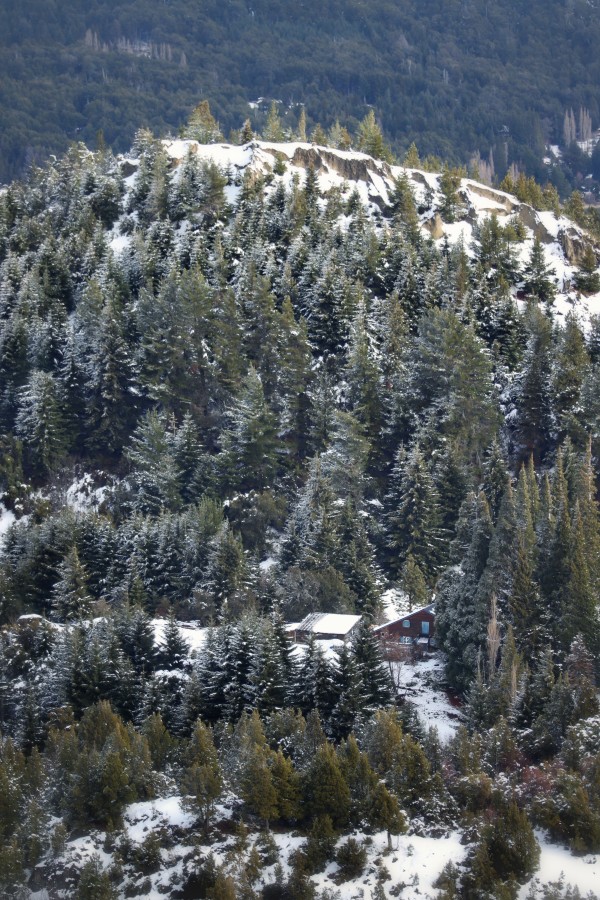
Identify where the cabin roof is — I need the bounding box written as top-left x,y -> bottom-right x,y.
296,613 -> 362,636
373,604 -> 435,633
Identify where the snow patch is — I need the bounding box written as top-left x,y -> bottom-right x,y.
124,796 -> 196,842
150,618 -> 209,654
393,654 -> 464,742
0,503 -> 15,552
520,831 -> 600,898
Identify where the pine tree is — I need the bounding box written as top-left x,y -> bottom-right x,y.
511,304 -> 553,464
157,613 -> 190,669
270,750 -> 301,822
85,293 -> 137,455
182,720 -> 223,828
351,619 -> 393,709
403,143 -> 421,167
552,312 -> 589,446
218,366 -> 279,492
303,741 -> 351,826
240,743 -> 279,826
436,491 -> 494,690
15,370 -> 67,475
75,854 -> 117,900
522,237 -> 556,306
291,636 -> 334,718
368,780 -> 406,849
389,173 -> 420,242
344,300 -> 384,436
263,102 -> 285,141
385,444 -> 444,581
126,410 -> 182,515
51,547 -> 92,621
562,505 -> 600,653
337,734 -> 378,824
356,110 -> 393,163
297,108 -> 307,142
438,165 -> 464,224
329,643 -> 365,740
183,100 -> 224,143
202,523 -> 250,622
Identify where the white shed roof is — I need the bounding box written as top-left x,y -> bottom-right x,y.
297,613 -> 362,636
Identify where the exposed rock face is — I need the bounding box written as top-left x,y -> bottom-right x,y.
155,140 -> 600,315
517,204 -> 555,244
467,181 -> 518,215
559,228 -> 597,266
121,160 -> 139,178
409,170 -> 430,188
289,146 -> 393,183
424,213 -> 445,239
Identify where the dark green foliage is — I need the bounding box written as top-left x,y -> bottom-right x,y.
2,0 -> 600,196
335,837 -> 367,880
75,855 -> 117,900
0,120 -> 599,900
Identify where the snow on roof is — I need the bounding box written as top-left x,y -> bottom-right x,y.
296,612 -> 362,635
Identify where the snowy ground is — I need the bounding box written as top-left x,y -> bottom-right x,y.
520,832 -> 600,898
288,829 -> 467,899
392,654 -> 464,743
150,618 -> 210,656
124,796 -> 196,842
0,502 -> 15,553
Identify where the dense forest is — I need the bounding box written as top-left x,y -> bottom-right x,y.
1,133 -> 600,897
2,0 -> 600,187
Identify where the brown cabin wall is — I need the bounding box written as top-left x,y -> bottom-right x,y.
376,611 -> 435,642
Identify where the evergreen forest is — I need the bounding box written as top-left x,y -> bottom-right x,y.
2,0 -> 600,191
1,131 -> 600,898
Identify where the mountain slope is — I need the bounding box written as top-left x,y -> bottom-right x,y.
1,0 -> 600,183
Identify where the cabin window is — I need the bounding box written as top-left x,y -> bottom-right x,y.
421,621 -> 430,635
403,620 -> 410,628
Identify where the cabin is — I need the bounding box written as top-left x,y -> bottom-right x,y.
373,604 -> 435,656
292,613 -> 362,644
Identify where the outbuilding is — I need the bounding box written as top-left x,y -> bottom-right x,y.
293,613 -> 362,644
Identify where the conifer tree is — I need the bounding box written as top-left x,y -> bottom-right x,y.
291,636 -> 334,719
552,312 -> 589,446
303,741 -> 351,826
329,643 -> 365,740
263,102 -> 285,141
385,444 -> 444,581
368,781 -> 406,849
351,619 -> 394,709
240,743 -> 279,826
356,110 -> 393,163
436,491 -> 494,690
270,750 -> 301,822
511,304 -> 553,464
182,720 -> 223,828
403,142 -> 421,167
218,366 -> 279,492
202,523 -> 251,622
438,165 -> 464,224
51,548 -> 92,622
157,613 -> 190,669
126,410 -> 182,515
183,100 -> 224,143
563,505 -> 600,654
389,173 -> 420,243
400,553 -> 429,610
522,237 -> 557,306
15,370 -> 67,475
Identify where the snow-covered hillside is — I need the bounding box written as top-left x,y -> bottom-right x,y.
134,138 -> 600,325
